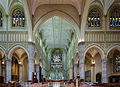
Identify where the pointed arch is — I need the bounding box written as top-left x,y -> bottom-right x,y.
8,44 -> 29,59
106,45 -> 120,57
33,10 -> 80,40
84,45 -> 105,59
0,45 -> 6,58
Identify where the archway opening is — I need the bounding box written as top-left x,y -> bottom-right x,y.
22,57 -> 28,81
107,48 -> 120,83
0,49 -> 6,83
11,57 -> 19,81
85,48 -> 102,83
35,16 -> 79,81
10,48 -> 28,82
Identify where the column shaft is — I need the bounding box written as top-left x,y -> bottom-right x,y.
74,64 -> 77,79
78,42 -> 85,80
0,59 -> 2,76
19,64 -> 22,81
69,67 -> 73,80
102,59 -> 108,83
36,64 -> 40,82
6,59 -> 11,83
28,42 -> 35,80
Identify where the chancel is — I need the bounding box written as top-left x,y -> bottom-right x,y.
0,0 -> 120,87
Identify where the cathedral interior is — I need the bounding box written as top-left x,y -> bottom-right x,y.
0,0 -> 120,87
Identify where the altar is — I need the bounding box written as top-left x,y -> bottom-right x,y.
48,80 -> 66,87
48,70 -> 66,80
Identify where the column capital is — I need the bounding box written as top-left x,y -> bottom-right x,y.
74,63 -> 78,65
6,15 -> 9,17
103,15 -> 107,18
5,58 -> 11,62
28,41 -> 35,46
78,41 -> 85,46
102,58 -> 107,62
36,63 -> 40,66
28,41 -> 35,51
19,64 -> 23,66
79,62 -> 84,65
28,58 -> 34,62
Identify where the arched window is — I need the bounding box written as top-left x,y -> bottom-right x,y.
0,11 -> 3,27
114,50 -> 120,72
88,8 -> 100,27
51,49 -> 62,69
12,9 -> 25,27
110,8 -> 120,27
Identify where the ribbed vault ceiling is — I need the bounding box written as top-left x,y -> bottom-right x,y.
31,0 -> 82,14
39,16 -> 74,50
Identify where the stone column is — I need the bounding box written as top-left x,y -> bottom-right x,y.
91,64 -> 95,82
74,64 -> 77,79
19,64 -> 22,81
0,59 -> 2,76
28,42 -> 35,81
78,42 -> 85,80
69,67 -> 73,80
41,67 -> 43,80
2,63 -> 5,82
36,64 -> 40,82
41,67 -> 43,76
6,58 -> 11,83
102,58 -> 108,83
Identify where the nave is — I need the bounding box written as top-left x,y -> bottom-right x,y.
0,0 -> 120,87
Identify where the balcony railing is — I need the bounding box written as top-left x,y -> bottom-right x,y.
0,31 -> 28,42
85,31 -> 120,42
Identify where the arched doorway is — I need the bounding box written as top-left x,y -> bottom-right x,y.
11,57 -> 19,81
96,72 -> 102,83
0,49 -> 6,83
39,60 -> 43,82
10,47 -> 28,81
34,15 -> 79,80
85,47 -> 102,83
22,57 -> 28,81
107,48 -> 120,83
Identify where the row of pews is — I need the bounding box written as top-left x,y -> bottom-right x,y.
1,76 -> 120,87
0,82 -> 16,87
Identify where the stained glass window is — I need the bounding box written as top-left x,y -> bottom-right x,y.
51,50 -> 62,69
115,51 -> 120,72
88,8 -> 100,27
110,8 -> 120,27
12,9 -> 25,27
0,11 -> 2,27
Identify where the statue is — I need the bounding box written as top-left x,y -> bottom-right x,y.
55,70 -> 59,80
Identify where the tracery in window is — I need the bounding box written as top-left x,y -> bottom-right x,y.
51,50 -> 62,69
114,50 -> 120,72
110,8 -> 120,27
12,9 -> 25,27
0,11 -> 3,27
88,8 -> 100,27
